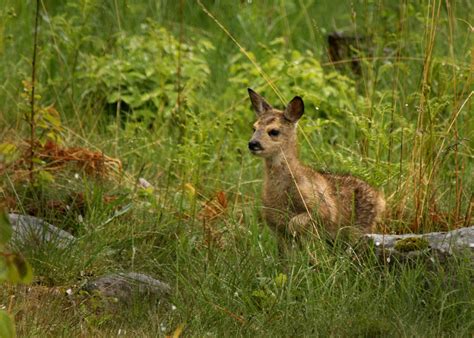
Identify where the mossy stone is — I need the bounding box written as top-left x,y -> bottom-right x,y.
394,237 -> 429,252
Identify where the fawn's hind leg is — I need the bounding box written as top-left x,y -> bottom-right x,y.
354,187 -> 386,232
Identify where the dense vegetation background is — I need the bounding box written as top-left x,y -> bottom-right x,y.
0,0 -> 472,336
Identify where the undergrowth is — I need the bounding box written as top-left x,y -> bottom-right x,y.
0,0 -> 472,336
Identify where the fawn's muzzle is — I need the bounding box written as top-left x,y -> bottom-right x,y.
248,140 -> 263,152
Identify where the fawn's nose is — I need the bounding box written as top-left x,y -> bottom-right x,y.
248,140 -> 263,151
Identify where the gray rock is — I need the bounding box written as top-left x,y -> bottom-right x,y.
83,272 -> 171,303
364,226 -> 474,264
8,213 -> 75,249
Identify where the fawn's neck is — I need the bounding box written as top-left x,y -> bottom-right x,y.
264,149 -> 300,184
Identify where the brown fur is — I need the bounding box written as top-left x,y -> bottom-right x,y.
247,88 -> 385,241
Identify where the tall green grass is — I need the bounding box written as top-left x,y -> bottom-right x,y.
0,0 -> 473,336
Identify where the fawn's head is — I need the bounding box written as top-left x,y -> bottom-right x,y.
247,88 -> 304,158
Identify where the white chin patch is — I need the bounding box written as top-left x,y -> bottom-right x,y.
251,150 -> 265,156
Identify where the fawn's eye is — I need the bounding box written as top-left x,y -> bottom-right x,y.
268,129 -> 280,137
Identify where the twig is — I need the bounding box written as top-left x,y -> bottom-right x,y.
29,0 -> 41,181
209,302 -> 246,325
463,194 -> 473,228
176,0 -> 185,140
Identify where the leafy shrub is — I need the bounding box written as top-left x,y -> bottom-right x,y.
224,41 -> 399,183
227,40 -> 365,121
79,21 -> 213,131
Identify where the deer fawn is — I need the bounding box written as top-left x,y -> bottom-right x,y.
247,88 -> 385,245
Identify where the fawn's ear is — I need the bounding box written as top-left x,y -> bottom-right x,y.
284,96 -> 304,123
248,88 -> 272,116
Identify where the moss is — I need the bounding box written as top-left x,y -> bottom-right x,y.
394,237 -> 430,252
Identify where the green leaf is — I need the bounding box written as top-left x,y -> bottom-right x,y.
0,143 -> 17,155
101,203 -> 133,226
0,143 -> 19,164
0,309 -> 16,338
37,170 -> 55,184
274,273 -> 287,288
13,255 -> 33,283
45,114 -> 62,128
0,209 -> 12,245
32,157 -> 45,165
5,254 -> 33,284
